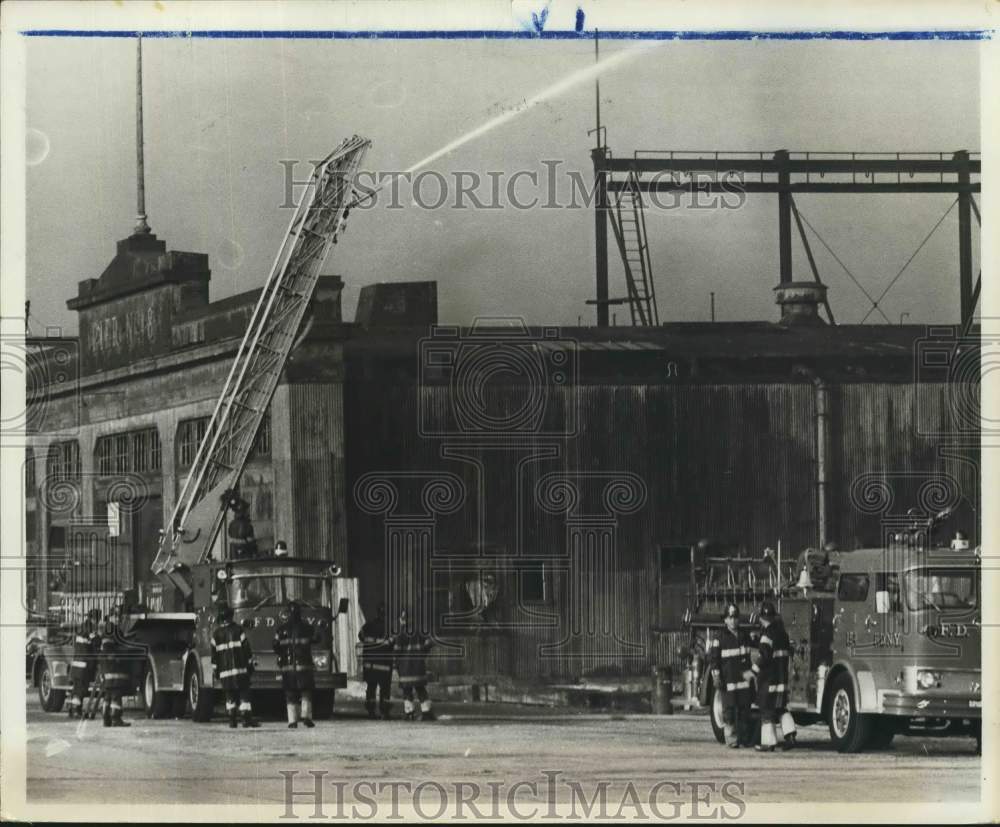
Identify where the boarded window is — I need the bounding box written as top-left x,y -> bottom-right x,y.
521,565 -> 548,603
657,545 -> 692,631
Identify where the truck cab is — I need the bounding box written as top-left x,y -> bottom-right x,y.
816,543 -> 980,751
181,556 -> 349,721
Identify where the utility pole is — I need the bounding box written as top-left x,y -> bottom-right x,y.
710,292 -> 716,322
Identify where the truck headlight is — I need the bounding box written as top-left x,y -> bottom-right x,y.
917,670 -> 940,689
313,653 -> 330,670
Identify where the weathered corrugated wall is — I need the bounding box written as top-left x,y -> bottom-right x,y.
344,363 -> 978,684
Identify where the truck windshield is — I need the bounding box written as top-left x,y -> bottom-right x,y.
228,575 -> 329,611
904,568 -> 978,613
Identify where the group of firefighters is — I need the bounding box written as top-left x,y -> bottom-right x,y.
709,599 -> 796,751
66,606 -> 132,727
67,593 -> 786,740
65,600 -> 436,728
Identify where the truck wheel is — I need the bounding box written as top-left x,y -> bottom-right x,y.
37,659 -> 66,713
313,690 -> 335,720
827,672 -> 872,753
144,667 -> 173,720
185,663 -> 215,723
708,681 -> 726,744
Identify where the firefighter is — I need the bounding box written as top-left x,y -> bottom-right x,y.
359,604 -> 394,719
67,608 -> 101,719
211,604 -> 260,728
98,607 -> 131,728
753,600 -> 796,752
394,608 -> 435,721
274,600 -> 320,729
223,491 -> 258,560
709,602 -> 753,748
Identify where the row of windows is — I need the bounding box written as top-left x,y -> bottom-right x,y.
95,428 -> 162,476
177,413 -> 272,469
25,412 -> 272,487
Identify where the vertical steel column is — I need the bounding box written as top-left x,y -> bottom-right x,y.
593,148 -> 610,327
955,150 -> 973,326
775,150 -> 793,284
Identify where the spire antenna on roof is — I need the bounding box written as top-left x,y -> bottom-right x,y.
133,34 -> 151,236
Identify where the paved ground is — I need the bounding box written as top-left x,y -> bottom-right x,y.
25,691 -> 980,814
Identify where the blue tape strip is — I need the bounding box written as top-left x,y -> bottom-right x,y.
19,29 -> 994,41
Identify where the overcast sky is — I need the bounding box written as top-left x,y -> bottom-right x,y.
25,35 -> 980,334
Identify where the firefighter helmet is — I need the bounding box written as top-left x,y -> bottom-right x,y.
759,601 -> 777,620
288,600 -> 301,620
721,602 -> 740,622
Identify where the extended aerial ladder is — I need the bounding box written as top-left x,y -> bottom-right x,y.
607,171 -> 659,326
152,135 -> 371,599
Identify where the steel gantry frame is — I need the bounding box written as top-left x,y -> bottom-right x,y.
589,148 -> 981,327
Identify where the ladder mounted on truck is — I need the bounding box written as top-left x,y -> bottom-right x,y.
152,135 -> 371,598
607,171 -> 659,326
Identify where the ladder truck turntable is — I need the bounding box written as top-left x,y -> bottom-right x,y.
686,510 -> 981,753
33,136 -> 371,722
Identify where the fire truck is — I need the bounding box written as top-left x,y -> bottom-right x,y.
31,136 -> 371,722
685,510 -> 981,752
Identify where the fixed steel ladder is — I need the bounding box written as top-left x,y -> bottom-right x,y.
608,171 -> 659,326
152,135 -> 371,597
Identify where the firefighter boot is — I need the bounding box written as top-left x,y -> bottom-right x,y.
379,701 -> 392,721
242,709 -> 261,729
365,700 -> 377,719
103,702 -> 112,728
420,699 -> 435,722
723,721 -> 738,749
287,703 -> 299,729
228,708 -> 238,729
755,722 -> 777,752
111,712 -> 131,728
300,695 -> 315,728
68,700 -> 79,720
779,712 -> 797,750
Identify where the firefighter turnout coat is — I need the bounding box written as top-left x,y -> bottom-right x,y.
359,616 -> 394,683
69,618 -> 100,685
753,618 -> 791,710
709,626 -> 752,697
273,619 -> 319,691
98,623 -> 132,694
212,620 -> 254,690
395,629 -> 432,687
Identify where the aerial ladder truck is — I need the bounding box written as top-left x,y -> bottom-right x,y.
33,136 -> 371,722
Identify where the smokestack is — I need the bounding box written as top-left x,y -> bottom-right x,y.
133,34 -> 151,236
774,282 -> 828,326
